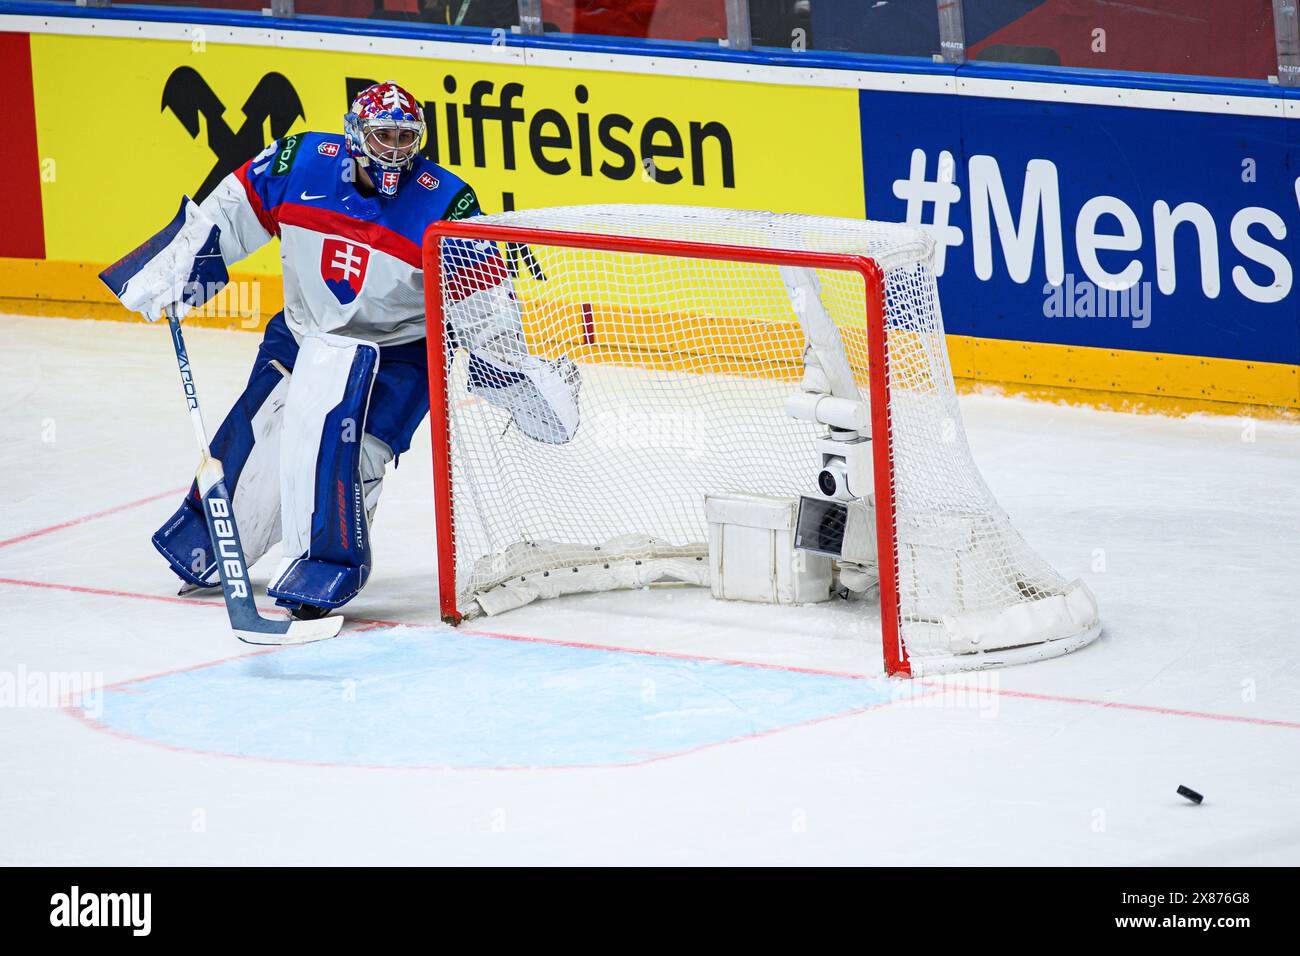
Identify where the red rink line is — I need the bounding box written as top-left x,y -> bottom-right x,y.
0,576 -> 401,633
962,687 -> 1300,730
458,622 -> 879,680
0,576 -> 262,612
460,622 -> 1300,731
3,573 -> 1299,732
0,486 -> 187,549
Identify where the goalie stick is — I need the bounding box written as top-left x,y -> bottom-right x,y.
164,310 -> 343,645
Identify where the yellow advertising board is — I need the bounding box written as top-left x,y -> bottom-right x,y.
30,33 -> 864,274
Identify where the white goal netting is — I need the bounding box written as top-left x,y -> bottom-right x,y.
428,205 -> 1099,675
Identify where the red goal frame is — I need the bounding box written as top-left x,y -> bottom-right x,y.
422,222 -> 910,677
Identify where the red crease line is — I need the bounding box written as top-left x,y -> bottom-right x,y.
0,486 -> 187,549
3,574 -> 1297,733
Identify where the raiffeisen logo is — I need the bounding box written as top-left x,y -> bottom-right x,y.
50,886 -> 151,936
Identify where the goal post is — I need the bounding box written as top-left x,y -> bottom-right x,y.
422,206 -> 1101,677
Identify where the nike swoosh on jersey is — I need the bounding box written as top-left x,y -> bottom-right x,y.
300,192 -> 327,201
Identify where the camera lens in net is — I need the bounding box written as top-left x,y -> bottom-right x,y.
817,469 -> 837,496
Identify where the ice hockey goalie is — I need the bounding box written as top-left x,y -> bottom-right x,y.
107,81 -> 579,619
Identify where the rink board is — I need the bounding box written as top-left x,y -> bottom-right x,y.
0,7 -> 1296,414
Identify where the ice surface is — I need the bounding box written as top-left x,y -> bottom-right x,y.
1,314 -> 1297,864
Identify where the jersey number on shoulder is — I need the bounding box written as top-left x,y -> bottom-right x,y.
249,139 -> 280,176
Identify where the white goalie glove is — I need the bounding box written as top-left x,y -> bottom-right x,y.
466,350 -> 581,444
100,197 -> 230,323
445,270 -> 581,444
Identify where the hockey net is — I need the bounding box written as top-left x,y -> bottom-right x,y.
423,205 -> 1100,676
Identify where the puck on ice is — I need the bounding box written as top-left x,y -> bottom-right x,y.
1177,785 -> 1204,804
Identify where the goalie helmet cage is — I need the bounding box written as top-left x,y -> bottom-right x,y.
422,206 -> 1101,677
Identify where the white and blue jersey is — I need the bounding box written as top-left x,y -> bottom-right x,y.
202,131 -> 482,346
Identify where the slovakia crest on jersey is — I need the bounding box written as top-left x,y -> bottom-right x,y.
318,142 -> 340,157
320,238 -> 369,305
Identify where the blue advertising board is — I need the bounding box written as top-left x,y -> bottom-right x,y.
860,84 -> 1299,368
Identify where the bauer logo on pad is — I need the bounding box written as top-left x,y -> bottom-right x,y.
320,239 -> 369,305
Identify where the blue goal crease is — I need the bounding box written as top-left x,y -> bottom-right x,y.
83,627 -> 908,769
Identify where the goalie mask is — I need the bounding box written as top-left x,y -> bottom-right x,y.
344,81 -> 426,197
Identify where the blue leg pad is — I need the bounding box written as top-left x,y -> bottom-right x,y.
268,558 -> 369,610
151,493 -> 215,587
269,333 -> 380,612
